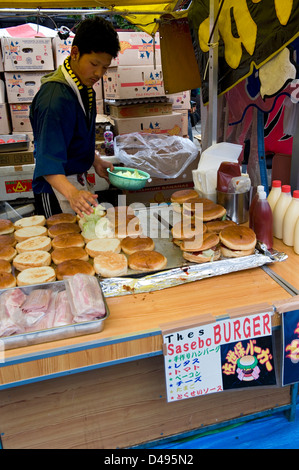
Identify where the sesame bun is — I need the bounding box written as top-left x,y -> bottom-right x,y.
0,272 -> 16,289
181,231 -> 219,252
51,233 -> 85,250
56,259 -> 95,280
51,247 -> 89,265
0,245 -> 17,262
128,250 -> 167,272
16,266 -> 56,286
14,226 -> 48,242
16,236 -> 52,253
94,252 -> 128,277
14,215 -> 45,230
195,203 -> 226,222
219,226 -> 256,251
48,222 -> 80,238
0,219 -> 14,235
206,220 -> 237,234
171,220 -> 206,240
85,238 -> 121,257
120,236 -> 155,255
13,250 -> 51,271
0,259 -> 12,273
0,234 -> 16,247
46,213 -> 77,226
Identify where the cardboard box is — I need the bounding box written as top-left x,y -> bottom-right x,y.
113,112 -> 183,136
177,109 -> 189,137
0,163 -> 34,200
93,79 -> 103,100
123,181 -> 195,205
0,103 -> 11,134
103,65 -> 165,100
110,32 -> 161,67
109,100 -> 172,119
52,35 -> 73,68
96,99 -> 104,115
0,150 -> 34,167
5,71 -> 45,103
10,104 -> 32,132
1,37 -> 54,71
167,91 -> 191,110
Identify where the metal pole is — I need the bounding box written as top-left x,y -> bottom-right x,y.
0,8 -> 167,16
207,0 -> 218,147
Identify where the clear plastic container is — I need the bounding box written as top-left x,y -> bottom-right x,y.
252,190 -> 273,249
249,185 -> 264,229
294,217 -> 299,255
267,180 -> 281,213
273,185 -> 292,239
283,190 -> 299,246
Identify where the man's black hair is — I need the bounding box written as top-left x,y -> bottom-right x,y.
72,16 -> 120,58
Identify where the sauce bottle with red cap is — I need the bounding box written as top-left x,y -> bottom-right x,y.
249,185 -> 264,229
273,185 -> 292,239
267,180 -> 281,212
252,190 -> 273,249
283,190 -> 299,246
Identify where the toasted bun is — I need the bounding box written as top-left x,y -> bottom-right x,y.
170,189 -> 199,204
206,220 -> 237,234
183,248 -> 221,263
56,259 -> 95,280
14,226 -> 48,242
16,236 -> 52,253
51,233 -> 85,250
0,272 -> 16,289
46,213 -> 77,226
0,219 -> 14,235
14,215 -> 46,230
182,197 -> 215,217
48,222 -> 80,238
106,205 -> 135,220
120,236 -> 155,255
51,247 -> 89,265
16,266 -> 56,286
219,226 -> 256,251
114,218 -> 143,239
0,245 -> 17,262
220,245 -> 255,258
171,220 -> 206,240
195,203 -> 227,222
93,252 -> 128,277
85,238 -> 121,257
0,234 -> 16,247
0,259 -> 12,273
128,250 -> 167,272
13,250 -> 51,271
181,232 -> 219,252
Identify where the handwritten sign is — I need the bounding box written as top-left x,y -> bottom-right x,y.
282,308 -> 299,386
162,310 -> 276,402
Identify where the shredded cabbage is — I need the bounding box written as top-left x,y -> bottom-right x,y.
115,169 -> 145,179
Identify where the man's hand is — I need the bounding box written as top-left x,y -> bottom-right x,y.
93,150 -> 114,181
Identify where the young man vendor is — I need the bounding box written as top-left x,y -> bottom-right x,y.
30,17 -> 120,218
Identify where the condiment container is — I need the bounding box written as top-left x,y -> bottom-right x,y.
267,180 -> 281,212
252,190 -> 273,249
294,217 -> 299,255
249,185 -> 264,229
273,185 -> 292,239
283,190 -> 299,246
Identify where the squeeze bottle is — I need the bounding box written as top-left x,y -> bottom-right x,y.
294,217 -> 299,255
283,190 -> 299,246
273,185 -> 292,239
267,180 -> 281,212
252,190 -> 273,249
249,185 -> 264,229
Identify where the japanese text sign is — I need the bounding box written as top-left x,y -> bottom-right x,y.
278,296 -> 299,386
162,309 -> 276,402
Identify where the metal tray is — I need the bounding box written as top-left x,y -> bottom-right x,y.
0,134 -> 30,153
0,280 -> 110,350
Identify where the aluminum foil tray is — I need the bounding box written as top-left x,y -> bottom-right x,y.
0,134 -> 30,153
0,280 -> 110,350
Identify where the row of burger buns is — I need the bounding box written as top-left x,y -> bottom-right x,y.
0,210 -> 167,288
170,189 -> 257,263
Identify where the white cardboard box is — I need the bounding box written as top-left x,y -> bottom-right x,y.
10,104 -> 32,132
103,65 -> 165,100
1,37 -> 54,71
110,31 -> 161,67
52,35 -> 73,68
0,164 -> 34,200
113,112 -> 183,136
167,91 -> 191,110
93,78 -> 103,100
0,103 -> 11,134
5,71 -> 45,103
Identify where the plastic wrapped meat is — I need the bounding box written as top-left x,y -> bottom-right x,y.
26,291 -> 58,332
0,288 -> 27,337
21,288 -> 52,327
53,290 -> 74,327
65,274 -> 106,322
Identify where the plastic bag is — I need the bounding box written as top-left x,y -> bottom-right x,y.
114,133 -> 199,179
227,175 -> 251,194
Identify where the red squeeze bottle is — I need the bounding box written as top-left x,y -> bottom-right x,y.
249,185 -> 264,229
252,190 -> 273,249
